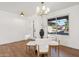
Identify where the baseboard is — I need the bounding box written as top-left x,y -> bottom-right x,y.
60,45 -> 79,51
0,39 -> 32,46
0,40 -> 25,46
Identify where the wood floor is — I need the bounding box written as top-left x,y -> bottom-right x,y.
0,40 -> 79,57
58,45 -> 79,57
0,40 -> 28,57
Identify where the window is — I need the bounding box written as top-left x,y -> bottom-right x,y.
48,15 -> 69,37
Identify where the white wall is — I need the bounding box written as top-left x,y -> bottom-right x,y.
47,5 -> 79,49
1,4 -> 79,50
0,9 -> 48,44
0,10 -> 29,45
27,15 -> 48,39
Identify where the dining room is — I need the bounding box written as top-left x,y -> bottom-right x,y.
0,2 -> 79,57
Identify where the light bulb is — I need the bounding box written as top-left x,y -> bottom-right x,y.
44,10 -> 48,15
21,14 -> 24,16
47,7 -> 50,13
42,5 -> 46,11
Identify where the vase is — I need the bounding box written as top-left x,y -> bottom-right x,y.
39,29 -> 44,38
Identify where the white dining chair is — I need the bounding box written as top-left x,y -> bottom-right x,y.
35,38 -> 50,57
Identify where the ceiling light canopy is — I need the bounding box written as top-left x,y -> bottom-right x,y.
36,2 -> 50,16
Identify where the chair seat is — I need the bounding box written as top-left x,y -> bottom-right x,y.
26,41 -> 36,46
39,45 -> 48,53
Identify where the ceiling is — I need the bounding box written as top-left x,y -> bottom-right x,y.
0,2 -> 79,16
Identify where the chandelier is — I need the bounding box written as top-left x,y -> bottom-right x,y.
36,2 -> 50,16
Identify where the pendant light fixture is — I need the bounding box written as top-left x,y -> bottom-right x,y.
20,11 -> 24,16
